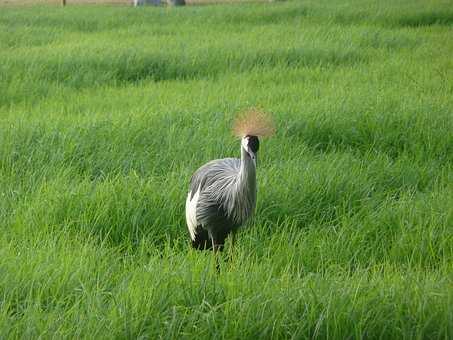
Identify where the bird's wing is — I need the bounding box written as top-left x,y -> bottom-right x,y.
185,158 -> 240,240
185,186 -> 201,241
188,158 -> 240,198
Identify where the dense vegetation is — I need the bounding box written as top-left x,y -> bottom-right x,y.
0,0 -> 452,338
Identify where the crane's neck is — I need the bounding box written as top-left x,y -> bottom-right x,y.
225,146 -> 257,225
236,146 -> 257,219
240,146 -> 256,182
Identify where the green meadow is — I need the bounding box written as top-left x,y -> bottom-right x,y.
0,0 -> 452,338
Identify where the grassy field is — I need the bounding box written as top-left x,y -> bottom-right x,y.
0,0 -> 258,6
1,0 -> 452,338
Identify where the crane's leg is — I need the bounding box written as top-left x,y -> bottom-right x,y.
209,231 -> 221,273
211,236 -> 217,251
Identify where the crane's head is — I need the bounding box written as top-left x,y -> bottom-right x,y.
242,135 -> 259,166
233,107 -> 274,167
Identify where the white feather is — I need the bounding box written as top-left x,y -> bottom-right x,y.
185,186 -> 200,241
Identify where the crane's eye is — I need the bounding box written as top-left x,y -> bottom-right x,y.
248,136 -> 259,153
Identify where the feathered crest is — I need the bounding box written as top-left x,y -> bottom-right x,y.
232,108 -> 275,138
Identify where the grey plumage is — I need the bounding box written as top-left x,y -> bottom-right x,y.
185,136 -> 259,251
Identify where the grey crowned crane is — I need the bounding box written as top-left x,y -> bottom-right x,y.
185,109 -> 274,252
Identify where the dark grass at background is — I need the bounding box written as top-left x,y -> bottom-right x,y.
0,0 -> 452,338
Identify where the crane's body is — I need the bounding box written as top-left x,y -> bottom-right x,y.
185,136 -> 259,251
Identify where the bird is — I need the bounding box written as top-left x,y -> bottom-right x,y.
185,109 -> 274,252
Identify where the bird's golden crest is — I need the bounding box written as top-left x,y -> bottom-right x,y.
232,108 -> 275,138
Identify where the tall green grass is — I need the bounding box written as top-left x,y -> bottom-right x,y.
0,0 -> 452,338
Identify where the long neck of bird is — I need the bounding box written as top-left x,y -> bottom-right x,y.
238,146 -> 256,199
226,145 -> 257,223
